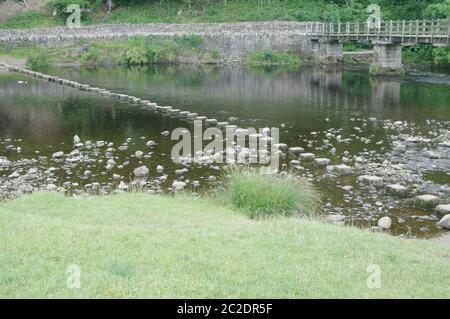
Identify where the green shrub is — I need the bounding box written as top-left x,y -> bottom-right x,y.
26,53 -> 50,71
178,35 -> 204,48
246,50 -> 301,65
123,37 -> 149,65
433,47 -> 450,65
222,168 -> 319,219
80,47 -> 102,65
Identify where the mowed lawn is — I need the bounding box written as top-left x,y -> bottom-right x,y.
0,192 -> 449,298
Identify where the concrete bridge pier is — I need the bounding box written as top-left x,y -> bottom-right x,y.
313,39 -> 343,63
370,42 -> 404,76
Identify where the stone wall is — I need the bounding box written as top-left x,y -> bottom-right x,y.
0,22 -> 311,61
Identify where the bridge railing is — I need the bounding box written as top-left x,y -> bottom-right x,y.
303,19 -> 450,43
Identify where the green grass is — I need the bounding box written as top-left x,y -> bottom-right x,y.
245,50 -> 301,66
222,169 -> 317,218
0,35 -> 215,67
0,192 -> 449,298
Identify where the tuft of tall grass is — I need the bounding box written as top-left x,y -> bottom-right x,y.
221,167 -> 319,219
26,53 -> 50,71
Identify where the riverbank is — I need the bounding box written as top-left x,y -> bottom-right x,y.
1,191 -> 449,298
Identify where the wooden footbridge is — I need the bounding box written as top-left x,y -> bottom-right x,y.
302,19 -> 450,74
304,19 -> 450,45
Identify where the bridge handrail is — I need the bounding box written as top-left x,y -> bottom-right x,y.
303,19 -> 450,43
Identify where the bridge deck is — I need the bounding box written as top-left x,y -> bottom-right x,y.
304,19 -> 450,45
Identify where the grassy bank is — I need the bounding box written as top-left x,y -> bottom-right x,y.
0,35 -> 221,69
1,192 -> 449,298
0,37 -> 303,69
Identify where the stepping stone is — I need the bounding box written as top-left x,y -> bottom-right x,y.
435,204 -> 450,217
357,175 -> 384,187
195,116 -> 207,122
386,184 -> 410,197
217,122 -> 229,128
314,158 -> 331,167
288,147 -> 305,156
205,119 -> 218,126
414,195 -> 440,210
299,153 -> 315,161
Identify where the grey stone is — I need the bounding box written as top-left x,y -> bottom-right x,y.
133,165 -> 149,177
414,195 -> 440,209
314,158 -> 331,166
437,214 -> 450,229
358,175 -> 384,187
52,151 -> 64,159
299,152 -> 315,161
377,216 -> 392,229
435,204 -> 450,217
288,147 -> 305,156
386,184 -> 410,197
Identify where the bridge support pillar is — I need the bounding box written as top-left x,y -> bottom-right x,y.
315,39 -> 343,63
370,42 -> 404,76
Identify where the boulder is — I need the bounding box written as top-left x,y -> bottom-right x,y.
327,164 -> 353,175
52,151 -> 64,159
314,158 -> 331,167
358,175 -> 384,187
437,214 -> 450,229
386,184 -> 410,197
377,216 -> 392,229
135,151 -> 144,158
73,135 -> 81,144
435,204 -> 450,218
288,147 -> 305,156
414,195 -> 440,210
299,153 -> 315,161
172,181 -> 187,190
133,165 -> 149,178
